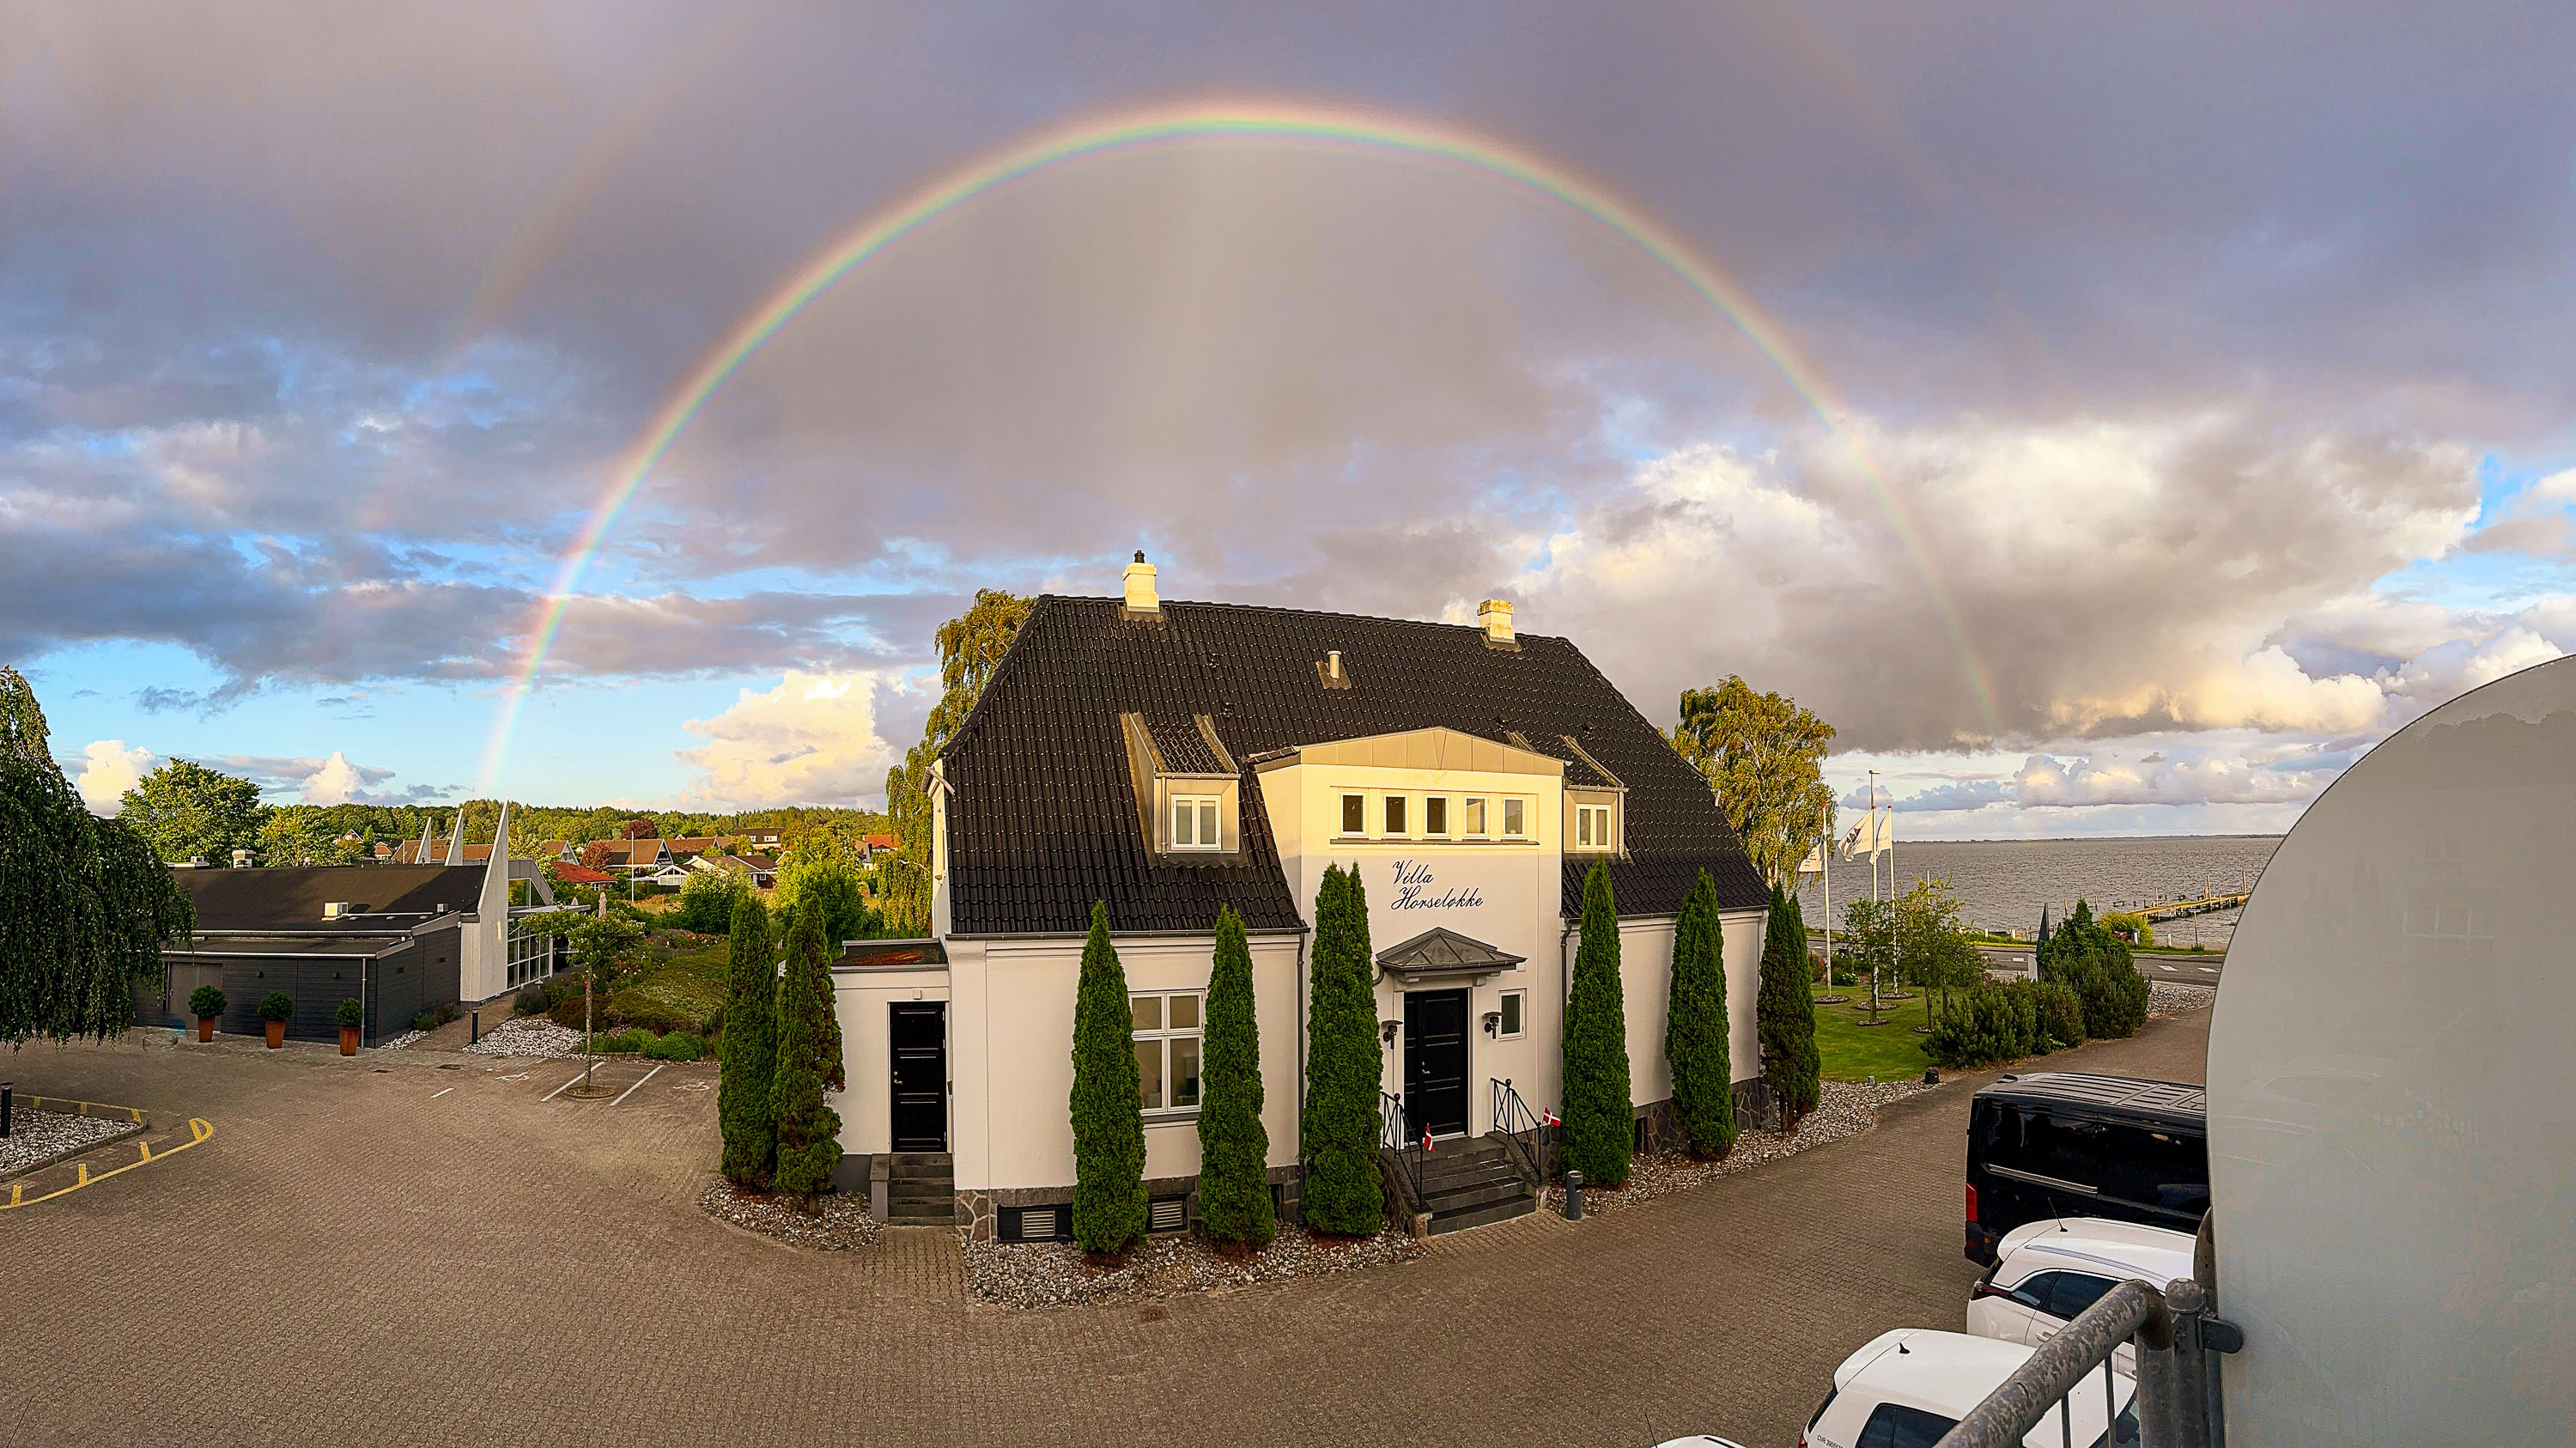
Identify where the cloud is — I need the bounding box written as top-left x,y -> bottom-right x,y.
2013,751 -> 2327,809
204,751 -> 431,806
672,670 -> 902,810
74,739 -> 155,813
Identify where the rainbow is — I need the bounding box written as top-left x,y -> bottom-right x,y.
477,99 -> 1999,794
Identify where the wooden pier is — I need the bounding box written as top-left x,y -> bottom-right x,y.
2136,890 -> 2250,922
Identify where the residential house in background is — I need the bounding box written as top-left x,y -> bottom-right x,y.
823,558 -> 1771,1241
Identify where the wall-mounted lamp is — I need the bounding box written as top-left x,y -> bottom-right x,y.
1482,1011 -> 1503,1038
1379,1019 -> 1402,1049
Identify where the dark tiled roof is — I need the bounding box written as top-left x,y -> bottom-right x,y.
175,865 -> 489,932
941,596 -> 1768,935
1141,715 -> 1228,774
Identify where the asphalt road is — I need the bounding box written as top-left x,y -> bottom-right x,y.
1979,944 -> 2227,984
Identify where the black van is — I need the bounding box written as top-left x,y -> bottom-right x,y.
1965,1072 -> 2208,1264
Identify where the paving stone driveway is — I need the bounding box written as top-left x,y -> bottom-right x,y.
3,1011 -> 2208,1448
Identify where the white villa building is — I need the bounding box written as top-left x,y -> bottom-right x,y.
830,558 -> 1775,1238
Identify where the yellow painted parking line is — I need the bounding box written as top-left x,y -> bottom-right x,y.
17,1094 -> 147,1124
3,1117 -> 215,1211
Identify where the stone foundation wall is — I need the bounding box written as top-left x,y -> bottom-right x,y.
957,1164 -> 1307,1242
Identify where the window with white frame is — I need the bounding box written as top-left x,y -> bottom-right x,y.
1502,797 -> 1528,837
1464,796 -> 1487,836
1341,793 -> 1366,836
1132,992 -> 1203,1112
506,920 -> 553,987
1170,794 -> 1222,851
1383,794 -> 1408,836
1575,802 -> 1614,850
1498,989 -> 1526,1039
1424,795 -> 1449,837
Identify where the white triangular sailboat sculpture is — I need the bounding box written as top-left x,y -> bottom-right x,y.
443,812 -> 466,867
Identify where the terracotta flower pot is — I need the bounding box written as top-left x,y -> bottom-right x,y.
196,1016 -> 215,1043
264,1020 -> 285,1049
339,1025 -> 360,1056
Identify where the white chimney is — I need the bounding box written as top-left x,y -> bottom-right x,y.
1477,599 -> 1516,645
1327,650 -> 1343,681
1122,550 -> 1160,615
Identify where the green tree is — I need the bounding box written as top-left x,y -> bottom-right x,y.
0,667 -> 192,1044
771,900 -> 847,1203
883,588 -> 1031,934
718,891 -> 779,1188
254,807 -> 367,867
118,757 -> 267,864
1561,862 -> 1634,1186
1670,677 -> 1838,887
1664,868 -> 1735,1159
2037,900 -> 2148,1039
1196,904 -> 1275,1248
1300,865 -> 1384,1235
772,831 -> 878,942
1757,885 -> 1822,1129
2101,910 -> 2154,947
674,865 -> 750,934
1838,895 -> 1898,1007
1068,901 -> 1146,1253
1893,878 -> 1985,1023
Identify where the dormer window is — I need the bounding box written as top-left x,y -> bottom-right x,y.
1171,795 -> 1222,851
1573,800 -> 1616,851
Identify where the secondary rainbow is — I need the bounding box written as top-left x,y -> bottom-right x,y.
478,100 -> 1999,794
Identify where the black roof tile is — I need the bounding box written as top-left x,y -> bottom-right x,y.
943,596 -> 1767,935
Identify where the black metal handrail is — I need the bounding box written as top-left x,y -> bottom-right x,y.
1379,1092 -> 1425,1211
1489,1077 -> 1549,1184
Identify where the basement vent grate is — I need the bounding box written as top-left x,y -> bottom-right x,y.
1148,1196 -> 1187,1233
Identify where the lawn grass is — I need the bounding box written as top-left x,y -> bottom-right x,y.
607,928 -> 730,1031
1809,980 -> 1938,1082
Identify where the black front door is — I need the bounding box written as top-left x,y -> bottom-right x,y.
890,1002 -> 947,1152
1403,989 -> 1470,1139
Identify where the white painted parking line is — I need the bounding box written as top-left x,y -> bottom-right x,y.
429,1086 -> 453,1098
609,1062 -> 665,1107
541,1069 -> 589,1102
2198,967 -> 2219,974
2159,964 -> 2178,972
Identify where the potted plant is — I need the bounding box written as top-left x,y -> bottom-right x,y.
188,985 -> 226,1042
336,997 -> 364,1056
258,991 -> 294,1048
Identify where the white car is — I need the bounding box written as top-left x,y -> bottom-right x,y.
1967,1216 -> 2197,1374
1800,1329 -> 2136,1448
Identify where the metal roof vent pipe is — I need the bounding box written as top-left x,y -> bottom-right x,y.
1122,550 -> 1160,617
1477,598 -> 1516,647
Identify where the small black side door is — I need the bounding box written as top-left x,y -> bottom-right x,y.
1403,989 -> 1470,1138
890,1001 -> 947,1152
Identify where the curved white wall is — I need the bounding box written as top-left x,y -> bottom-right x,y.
2208,654 -> 2576,1444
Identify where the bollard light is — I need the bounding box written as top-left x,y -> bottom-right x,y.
471,1010 -> 480,1046
1564,1168 -> 1583,1221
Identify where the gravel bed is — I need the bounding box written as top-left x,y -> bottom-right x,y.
966,1224 -> 1430,1310
697,1179 -> 879,1250
0,1109 -> 141,1176
2148,981 -> 2216,1017
372,1030 -> 426,1051
460,1018 -> 587,1060
1541,1079 -> 1932,1218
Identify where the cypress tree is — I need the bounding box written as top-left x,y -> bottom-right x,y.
1664,868 -> 1735,1159
771,899 -> 846,1204
1196,904 -> 1275,1248
1757,884 -> 1822,1129
1562,861 -> 1634,1187
717,891 -> 778,1188
1300,865 -> 1384,1235
1069,901 -> 1147,1254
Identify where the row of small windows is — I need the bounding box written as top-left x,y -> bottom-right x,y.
1340,792 -> 1528,841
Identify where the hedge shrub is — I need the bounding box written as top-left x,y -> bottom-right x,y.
258,991 -> 294,1023
1924,979 -> 2093,1068
188,985 -> 226,1020
645,1030 -> 705,1062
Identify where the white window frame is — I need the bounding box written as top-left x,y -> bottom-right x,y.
1382,794 -> 1410,837
1132,990 -> 1205,1115
1502,796 -> 1528,838
1575,802 -> 1613,851
1424,795 -> 1450,837
1340,793 -> 1367,837
1498,989 -> 1527,1039
1463,796 -> 1488,837
1170,794 -> 1223,851
506,920 -> 553,987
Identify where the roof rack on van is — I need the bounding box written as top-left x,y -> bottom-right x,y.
1972,1072 -> 2206,1122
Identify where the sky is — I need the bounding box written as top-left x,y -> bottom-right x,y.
5,2 -> 2573,837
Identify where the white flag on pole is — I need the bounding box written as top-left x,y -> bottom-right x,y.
1872,806 -> 1895,855
1838,820 -> 1867,861
1795,842 -> 1826,876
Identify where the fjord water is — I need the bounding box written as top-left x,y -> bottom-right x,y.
1795,834 -> 2284,946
